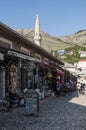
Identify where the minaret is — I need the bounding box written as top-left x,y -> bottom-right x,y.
34,14 -> 42,46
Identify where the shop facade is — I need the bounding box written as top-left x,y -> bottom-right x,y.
0,22 -> 64,99
0,39 -> 37,98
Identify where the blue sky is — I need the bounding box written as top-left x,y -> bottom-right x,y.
0,0 -> 86,36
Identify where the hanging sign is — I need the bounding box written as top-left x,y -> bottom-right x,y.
7,50 -> 36,61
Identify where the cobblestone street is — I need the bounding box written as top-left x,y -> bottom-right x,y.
1,91 -> 86,130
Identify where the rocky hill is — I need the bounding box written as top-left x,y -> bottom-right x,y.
59,30 -> 86,47
16,29 -> 86,53
16,29 -> 75,52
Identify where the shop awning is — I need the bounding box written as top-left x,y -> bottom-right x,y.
57,69 -> 65,75
7,49 -> 36,61
44,63 -> 56,70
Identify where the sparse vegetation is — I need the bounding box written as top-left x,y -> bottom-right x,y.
62,55 -> 80,64
61,45 -> 86,64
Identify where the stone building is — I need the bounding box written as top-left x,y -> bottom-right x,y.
0,22 -> 64,98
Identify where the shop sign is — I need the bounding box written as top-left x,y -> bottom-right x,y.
25,90 -> 38,115
0,37 -> 12,49
35,53 -> 41,62
44,57 -> 49,64
21,47 -> 30,55
7,50 -> 36,61
0,53 -> 4,60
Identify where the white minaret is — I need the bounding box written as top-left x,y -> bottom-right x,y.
34,14 -> 42,46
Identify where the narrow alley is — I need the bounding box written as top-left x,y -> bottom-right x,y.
0,91 -> 86,130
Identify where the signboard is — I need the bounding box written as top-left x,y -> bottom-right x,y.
44,57 -> 49,64
25,90 -> 39,115
21,47 -> 30,55
7,50 -> 36,61
26,98 -> 37,114
35,53 -> 41,62
0,37 -> 12,49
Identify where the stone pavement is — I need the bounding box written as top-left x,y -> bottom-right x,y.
0,91 -> 86,130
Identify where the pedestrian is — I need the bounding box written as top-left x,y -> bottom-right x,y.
56,80 -> 61,95
77,82 -> 81,97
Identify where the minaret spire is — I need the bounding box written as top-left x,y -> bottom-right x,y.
34,14 -> 42,46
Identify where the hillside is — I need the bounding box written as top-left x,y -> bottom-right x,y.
17,29 -> 86,51
58,30 -> 86,47
16,29 -> 86,64
16,29 -> 76,53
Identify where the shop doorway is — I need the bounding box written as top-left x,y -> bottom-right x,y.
21,67 -> 28,90
0,66 -> 6,98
